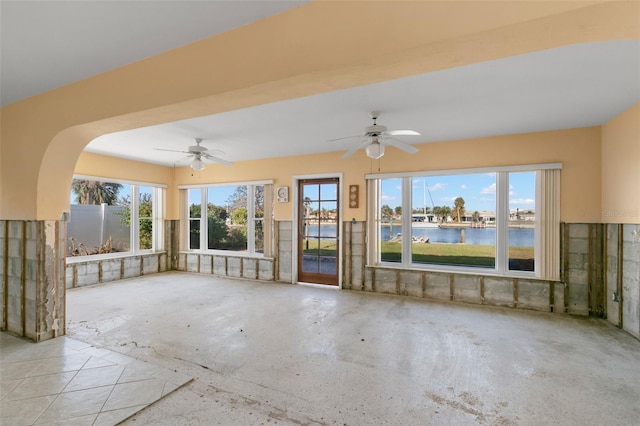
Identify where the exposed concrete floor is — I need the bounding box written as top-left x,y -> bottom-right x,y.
67,272 -> 640,425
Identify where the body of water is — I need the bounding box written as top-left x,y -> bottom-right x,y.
381,225 -> 533,247
305,224 -> 534,247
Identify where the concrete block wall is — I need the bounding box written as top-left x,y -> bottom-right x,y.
1,220 -> 65,341
621,225 -> 640,338
277,221 -> 293,283
4,216 -> 636,342
65,220 -> 178,289
337,221 -> 640,336
360,267 -> 561,313
606,224 -> 640,339
606,224 -> 621,328
66,253 -> 168,289
342,221 -> 365,291
343,220 -> 567,315
177,252 -> 275,281
561,223 -> 608,317
564,224 -> 590,315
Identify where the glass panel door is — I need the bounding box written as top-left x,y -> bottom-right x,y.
298,178 -> 339,285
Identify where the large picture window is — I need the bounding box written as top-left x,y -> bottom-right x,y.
182,182 -> 271,256
67,177 -> 164,258
367,164 -> 560,279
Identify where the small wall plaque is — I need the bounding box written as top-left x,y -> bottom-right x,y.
348,185 -> 359,208
276,186 -> 289,203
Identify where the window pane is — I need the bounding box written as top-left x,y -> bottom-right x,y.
508,172 -> 536,272
410,174 -> 496,268
254,219 -> 264,253
138,186 -> 153,250
320,201 -> 337,237
188,189 -> 201,250
304,201 -> 320,237
115,187 -> 132,253
303,183 -> 319,201
67,179 -> 130,256
379,178 -> 402,263
302,237 -> 320,273
320,183 -> 337,201
254,185 -> 264,219
206,187 -> 230,250
202,185 -> 249,252
226,186 -> 248,252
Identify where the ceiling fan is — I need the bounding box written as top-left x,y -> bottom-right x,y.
154,138 -> 233,171
330,111 -> 421,159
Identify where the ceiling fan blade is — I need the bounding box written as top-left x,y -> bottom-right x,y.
384,130 -> 421,136
154,148 -> 190,153
342,140 -> 369,159
202,152 -> 233,167
382,138 -> 419,154
328,134 -> 364,142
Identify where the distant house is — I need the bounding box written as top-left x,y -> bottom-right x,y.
510,209 -> 535,222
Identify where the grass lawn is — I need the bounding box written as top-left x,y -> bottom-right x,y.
302,239 -> 534,270
382,241 -> 533,268
302,239 -> 339,257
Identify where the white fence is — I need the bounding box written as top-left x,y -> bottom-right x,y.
67,204 -> 130,256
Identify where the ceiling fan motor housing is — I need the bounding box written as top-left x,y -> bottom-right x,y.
188,145 -> 207,153
364,124 -> 387,137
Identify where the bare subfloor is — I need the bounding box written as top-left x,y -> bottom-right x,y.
67,272 -> 640,425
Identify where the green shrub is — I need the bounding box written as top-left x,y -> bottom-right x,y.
225,227 -> 247,249
207,216 -> 228,248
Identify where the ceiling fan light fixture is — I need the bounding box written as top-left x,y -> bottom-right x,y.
191,155 -> 205,171
365,140 -> 385,159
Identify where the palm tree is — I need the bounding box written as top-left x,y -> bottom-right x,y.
453,197 -> 466,223
433,205 -> 452,223
71,180 -> 122,205
380,204 -> 394,221
303,197 -> 312,218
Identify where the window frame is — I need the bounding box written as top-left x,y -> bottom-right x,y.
66,175 -> 165,261
179,181 -> 273,257
366,164 -> 561,279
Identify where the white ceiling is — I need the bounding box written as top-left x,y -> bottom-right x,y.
0,0 -> 308,106
2,2 -> 638,165
86,40 -> 640,165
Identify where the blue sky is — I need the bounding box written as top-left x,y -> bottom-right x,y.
185,187 -> 238,207
381,172 -> 536,213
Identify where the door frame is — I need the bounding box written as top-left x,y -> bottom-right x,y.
292,173 -> 343,287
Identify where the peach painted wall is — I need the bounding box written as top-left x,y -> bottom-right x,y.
173,127 -> 602,223
1,1 -> 636,220
601,103 -> 640,224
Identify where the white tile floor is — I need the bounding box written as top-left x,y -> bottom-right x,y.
0,332 -> 192,426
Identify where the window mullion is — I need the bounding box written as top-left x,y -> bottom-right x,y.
402,177 -> 412,267
153,187 -> 162,251
131,185 -> 139,253
247,185 -> 255,254
200,188 -> 207,251
181,190 -> 189,251
495,173 -> 508,273
369,179 -> 380,265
